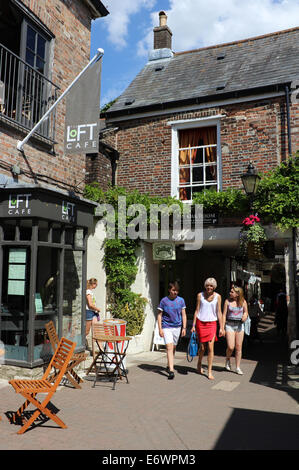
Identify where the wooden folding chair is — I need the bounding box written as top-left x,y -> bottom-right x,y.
9,337 -> 76,434
45,321 -> 88,389
91,322 -> 115,359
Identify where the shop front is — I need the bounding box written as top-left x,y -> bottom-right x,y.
0,185 -> 96,370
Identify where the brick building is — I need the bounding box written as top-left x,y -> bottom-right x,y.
90,12 -> 298,350
0,0 -> 108,376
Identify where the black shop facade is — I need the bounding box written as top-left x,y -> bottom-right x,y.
0,185 -> 96,372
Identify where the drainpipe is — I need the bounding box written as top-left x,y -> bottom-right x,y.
285,85 -> 299,339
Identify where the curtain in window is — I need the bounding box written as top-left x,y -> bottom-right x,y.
178,127 -> 217,200
202,126 -> 217,178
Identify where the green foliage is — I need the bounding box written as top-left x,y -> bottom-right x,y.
192,187 -> 249,215
109,291 -> 147,336
100,98 -> 117,114
253,154 -> 299,230
244,223 -> 267,244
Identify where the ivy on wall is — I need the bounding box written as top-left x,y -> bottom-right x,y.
253,153 -> 299,231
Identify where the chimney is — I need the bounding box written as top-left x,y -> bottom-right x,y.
153,11 -> 172,50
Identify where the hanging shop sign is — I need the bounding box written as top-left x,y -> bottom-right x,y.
64,58 -> 102,154
153,242 -> 176,261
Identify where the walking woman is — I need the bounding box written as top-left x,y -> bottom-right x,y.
222,286 -> 248,375
191,278 -> 224,380
158,281 -> 187,380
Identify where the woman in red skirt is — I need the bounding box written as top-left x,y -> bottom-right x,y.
191,278 -> 224,380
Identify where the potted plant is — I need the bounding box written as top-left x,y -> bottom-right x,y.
239,214 -> 267,259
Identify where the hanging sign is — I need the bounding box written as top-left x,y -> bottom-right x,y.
153,242 -> 176,261
64,58 -> 102,154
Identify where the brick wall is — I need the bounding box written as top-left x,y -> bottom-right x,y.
0,0 -> 93,194
86,153 -> 112,190
98,96 -> 298,198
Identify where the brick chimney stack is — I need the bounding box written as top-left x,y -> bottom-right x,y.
153,11 -> 172,50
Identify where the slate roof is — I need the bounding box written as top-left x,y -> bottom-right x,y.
105,27 -> 299,117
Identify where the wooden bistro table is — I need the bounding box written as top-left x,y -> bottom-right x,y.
86,333 -> 132,390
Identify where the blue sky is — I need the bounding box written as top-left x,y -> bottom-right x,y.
90,0 -> 299,108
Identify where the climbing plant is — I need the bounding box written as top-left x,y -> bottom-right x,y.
253,153 -> 299,231
192,187 -> 249,215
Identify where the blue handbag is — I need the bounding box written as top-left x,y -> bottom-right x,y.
187,331 -> 198,362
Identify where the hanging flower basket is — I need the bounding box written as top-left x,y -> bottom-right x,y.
239,215 -> 267,260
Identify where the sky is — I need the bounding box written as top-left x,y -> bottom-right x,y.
90,0 -> 299,108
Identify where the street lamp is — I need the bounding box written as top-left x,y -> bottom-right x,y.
241,162 -> 261,209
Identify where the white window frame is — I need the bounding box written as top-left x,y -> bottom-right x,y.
168,115 -> 224,201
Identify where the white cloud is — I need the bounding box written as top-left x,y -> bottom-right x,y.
137,0 -> 299,55
101,0 -> 156,49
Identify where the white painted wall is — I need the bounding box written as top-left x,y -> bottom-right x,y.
130,242 -> 160,352
86,219 -> 107,317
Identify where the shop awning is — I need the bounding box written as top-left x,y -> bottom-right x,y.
0,185 -> 97,227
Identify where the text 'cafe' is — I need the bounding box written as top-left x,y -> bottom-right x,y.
0,185 -> 96,372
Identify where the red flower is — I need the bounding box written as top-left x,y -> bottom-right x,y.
242,214 -> 260,226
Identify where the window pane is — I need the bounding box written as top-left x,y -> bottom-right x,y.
38,220 -> 49,242
63,250 -> 83,347
205,146 -> 217,164
36,56 -> 45,74
65,228 -> 75,245
52,223 -> 62,244
75,228 -> 84,247
179,149 -> 190,165
1,246 -> 30,362
34,247 -> 59,362
3,220 -> 16,240
25,49 -> 35,67
37,35 -> 46,59
179,168 -> 190,184
26,26 -> 36,51
192,186 -> 205,195
19,219 -> 32,240
206,165 -> 217,181
193,148 -> 203,164
179,187 -> 191,201
192,166 -> 203,184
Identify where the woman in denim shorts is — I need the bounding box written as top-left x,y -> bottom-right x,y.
86,278 -> 100,338
222,286 -> 248,375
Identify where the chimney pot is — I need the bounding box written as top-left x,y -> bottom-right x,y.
159,11 -> 167,27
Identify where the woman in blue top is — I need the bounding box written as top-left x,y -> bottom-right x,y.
222,286 -> 248,375
157,281 -> 187,380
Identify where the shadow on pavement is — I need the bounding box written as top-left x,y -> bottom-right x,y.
213,407 -> 299,450
179,318 -> 299,404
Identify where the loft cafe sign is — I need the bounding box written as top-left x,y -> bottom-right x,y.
6,193 -> 76,223
64,58 -> 102,154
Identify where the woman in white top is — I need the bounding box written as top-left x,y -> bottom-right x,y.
191,278 -> 224,380
86,278 -> 100,337
222,285 -> 248,375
